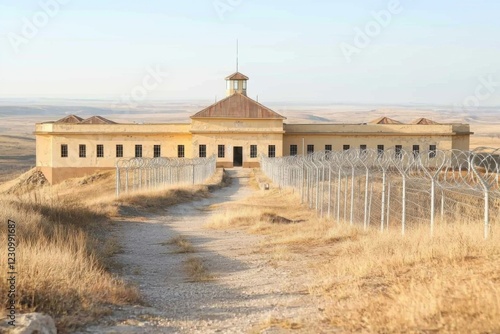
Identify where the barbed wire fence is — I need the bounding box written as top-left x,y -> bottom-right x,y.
261,148 -> 500,239
115,155 -> 217,197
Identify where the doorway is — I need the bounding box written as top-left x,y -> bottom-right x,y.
233,146 -> 243,167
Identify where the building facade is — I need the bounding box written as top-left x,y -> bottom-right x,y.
35,72 -> 472,184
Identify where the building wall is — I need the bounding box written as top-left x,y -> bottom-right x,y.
283,124 -> 471,155
35,120 -> 472,184
191,133 -> 283,168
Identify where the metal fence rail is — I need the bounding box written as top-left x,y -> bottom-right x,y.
115,155 -> 217,196
261,148 -> 500,239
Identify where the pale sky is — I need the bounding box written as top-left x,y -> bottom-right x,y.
1,0 -> 500,105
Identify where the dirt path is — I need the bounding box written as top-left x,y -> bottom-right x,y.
79,169 -> 325,334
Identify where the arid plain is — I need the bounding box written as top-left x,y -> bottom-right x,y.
1,101 -> 499,184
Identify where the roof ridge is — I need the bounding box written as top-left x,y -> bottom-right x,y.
191,93 -> 285,119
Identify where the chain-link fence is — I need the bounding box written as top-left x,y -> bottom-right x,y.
115,155 -> 217,196
261,148 -> 500,239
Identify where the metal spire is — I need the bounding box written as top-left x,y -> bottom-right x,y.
236,39 -> 239,72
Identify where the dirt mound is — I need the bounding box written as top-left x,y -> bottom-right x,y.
6,169 -> 48,195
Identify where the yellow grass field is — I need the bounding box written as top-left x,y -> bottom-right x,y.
0,168 -> 219,332
207,171 -> 500,333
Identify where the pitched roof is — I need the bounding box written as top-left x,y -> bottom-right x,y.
191,93 -> 285,119
80,116 -> 116,124
55,115 -> 83,124
370,117 -> 403,124
411,118 -> 440,125
225,72 -> 249,80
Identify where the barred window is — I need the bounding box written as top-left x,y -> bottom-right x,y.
154,145 -> 161,158
61,144 -> 68,158
343,145 -> 350,151
218,145 -> 225,158
377,145 -> 385,156
413,145 -> 420,157
290,145 -> 298,156
135,145 -> 142,158
97,144 -> 104,158
268,145 -> 276,158
79,144 -> 86,158
307,145 -> 314,154
116,145 -> 123,158
360,144 -> 367,152
325,145 -> 332,152
429,145 -> 437,158
250,145 -> 257,158
395,145 -> 403,159
178,145 -> 185,158
199,145 -> 206,158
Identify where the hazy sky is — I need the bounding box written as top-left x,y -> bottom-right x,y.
1,0 -> 500,106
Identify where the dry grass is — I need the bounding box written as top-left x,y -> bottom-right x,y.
250,317 -> 304,333
208,171 -> 500,333
0,168 -> 224,331
183,257 -> 213,282
0,194 -> 141,332
163,235 -> 195,254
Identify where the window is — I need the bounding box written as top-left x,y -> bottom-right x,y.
429,145 -> 437,158
250,145 -> 258,158
178,145 -> 185,158
360,145 -> 367,152
268,145 -> 276,158
377,145 -> 385,157
135,145 -> 142,158
307,145 -> 314,154
412,145 -> 420,157
154,145 -> 161,158
116,145 -> 123,158
233,80 -> 238,90
290,145 -> 298,156
242,81 -> 247,90
61,144 -> 68,158
79,144 -> 86,158
199,145 -> 207,158
226,81 -> 231,90
97,144 -> 104,158
325,145 -> 332,152
218,145 -> 225,158
343,145 -> 350,151
395,145 -> 403,159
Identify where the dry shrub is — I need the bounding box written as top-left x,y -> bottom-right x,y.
184,257 -> 213,282
164,235 -> 195,253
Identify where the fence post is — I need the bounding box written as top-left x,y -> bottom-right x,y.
116,167 -> 120,197
431,178 -> 436,237
402,176 -> 406,236
381,169 -> 386,232
363,169 -> 369,230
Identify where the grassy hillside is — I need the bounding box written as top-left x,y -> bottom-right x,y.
208,170 -> 500,333
0,169 -> 222,332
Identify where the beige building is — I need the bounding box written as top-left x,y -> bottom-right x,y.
35,71 -> 472,184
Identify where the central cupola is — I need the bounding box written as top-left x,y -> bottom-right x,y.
225,72 -> 249,97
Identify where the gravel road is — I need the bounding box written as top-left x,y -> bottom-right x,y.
79,169 -> 326,334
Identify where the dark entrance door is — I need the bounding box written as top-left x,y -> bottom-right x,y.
233,146 -> 243,167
